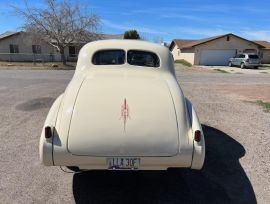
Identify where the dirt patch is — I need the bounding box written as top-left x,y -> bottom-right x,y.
175,64 -> 215,73
16,97 -> 56,111
217,84 -> 270,102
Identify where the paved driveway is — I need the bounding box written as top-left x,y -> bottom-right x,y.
0,67 -> 269,203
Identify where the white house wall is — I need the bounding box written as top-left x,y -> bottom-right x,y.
171,44 -> 195,64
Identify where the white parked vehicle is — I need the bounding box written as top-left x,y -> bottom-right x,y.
39,40 -> 205,171
229,53 -> 261,69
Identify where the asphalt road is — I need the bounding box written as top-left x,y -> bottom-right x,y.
0,67 -> 269,203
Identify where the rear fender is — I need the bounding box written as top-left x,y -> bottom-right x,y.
185,98 -> 205,169
39,94 -> 63,165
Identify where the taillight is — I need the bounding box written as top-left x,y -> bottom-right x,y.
45,126 -> 52,139
194,130 -> 201,142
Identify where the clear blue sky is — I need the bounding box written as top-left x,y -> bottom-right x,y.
1,0 -> 270,42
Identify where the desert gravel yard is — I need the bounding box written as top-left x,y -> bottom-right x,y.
0,65 -> 269,203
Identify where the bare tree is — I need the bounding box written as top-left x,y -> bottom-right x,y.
13,0 -> 101,64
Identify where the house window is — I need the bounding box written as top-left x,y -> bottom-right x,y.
32,45 -> 41,54
226,36 -> 230,41
69,46 -> 76,57
9,44 -> 19,53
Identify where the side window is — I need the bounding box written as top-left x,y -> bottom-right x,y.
127,50 -> 160,67
9,44 -> 19,53
238,54 -> 245,58
32,45 -> 41,54
92,49 -> 125,65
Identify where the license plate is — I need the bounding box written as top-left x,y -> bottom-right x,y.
107,158 -> 140,170
250,60 -> 258,64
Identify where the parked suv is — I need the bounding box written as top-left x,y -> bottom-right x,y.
229,53 -> 260,69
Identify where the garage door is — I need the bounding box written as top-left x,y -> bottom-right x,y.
199,49 -> 236,66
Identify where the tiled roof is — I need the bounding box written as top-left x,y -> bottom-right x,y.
170,33 -> 265,50
253,40 -> 270,49
0,31 -> 123,42
101,34 -> 124,39
170,34 -> 228,50
0,31 -> 19,40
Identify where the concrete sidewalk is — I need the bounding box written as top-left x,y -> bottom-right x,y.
196,65 -> 270,74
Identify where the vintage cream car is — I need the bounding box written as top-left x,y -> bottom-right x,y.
39,40 -> 205,171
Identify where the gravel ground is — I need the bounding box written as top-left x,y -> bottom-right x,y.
0,66 -> 269,203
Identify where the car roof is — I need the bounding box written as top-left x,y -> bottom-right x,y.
82,39 -> 169,53
76,40 -> 174,71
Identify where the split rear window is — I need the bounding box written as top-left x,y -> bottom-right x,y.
127,50 -> 160,67
92,49 -> 160,67
92,49 -> 125,65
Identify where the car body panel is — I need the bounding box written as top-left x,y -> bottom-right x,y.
40,40 -> 205,170
39,94 -> 63,166
67,69 -> 179,157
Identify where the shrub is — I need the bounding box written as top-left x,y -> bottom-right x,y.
124,30 -> 140,39
174,59 -> 192,67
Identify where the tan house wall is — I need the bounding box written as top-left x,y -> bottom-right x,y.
0,33 -> 73,62
171,44 -> 195,64
180,48 -> 195,64
261,50 -> 270,64
0,33 -> 54,53
171,44 -> 179,60
194,35 -> 259,65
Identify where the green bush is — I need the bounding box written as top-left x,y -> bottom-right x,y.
256,100 -> 270,112
214,69 -> 229,73
174,59 -> 192,67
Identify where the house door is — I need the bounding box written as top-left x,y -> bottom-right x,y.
69,46 -> 76,57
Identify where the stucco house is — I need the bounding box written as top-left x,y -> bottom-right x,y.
0,31 -> 59,62
169,33 -> 269,66
0,31 -> 123,62
253,41 -> 270,64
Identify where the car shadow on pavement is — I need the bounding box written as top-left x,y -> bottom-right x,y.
72,125 -> 256,204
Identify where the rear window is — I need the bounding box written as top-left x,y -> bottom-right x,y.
248,54 -> 259,59
127,50 -> 160,67
92,49 -> 125,65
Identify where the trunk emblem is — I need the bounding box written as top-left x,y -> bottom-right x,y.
120,98 -> 130,132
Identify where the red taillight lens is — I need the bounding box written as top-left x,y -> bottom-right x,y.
194,130 -> 201,142
45,126 -> 52,139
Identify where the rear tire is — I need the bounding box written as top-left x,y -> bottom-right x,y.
240,63 -> 245,69
66,166 -> 81,172
254,66 -> 259,69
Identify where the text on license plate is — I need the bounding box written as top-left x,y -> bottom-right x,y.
107,158 -> 140,169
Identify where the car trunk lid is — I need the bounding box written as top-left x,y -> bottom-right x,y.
67,70 -> 179,157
